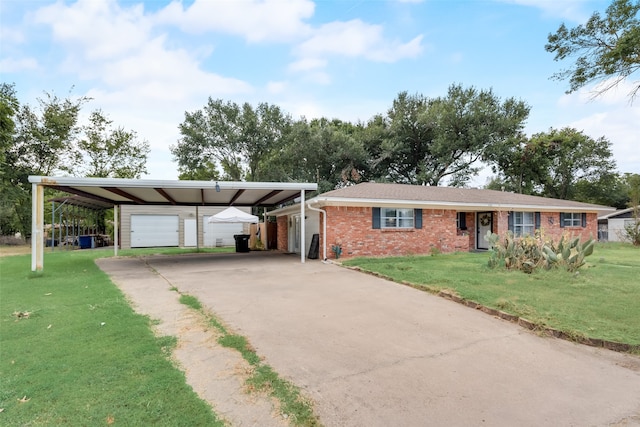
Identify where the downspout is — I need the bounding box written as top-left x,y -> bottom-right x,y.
306,201 -> 327,261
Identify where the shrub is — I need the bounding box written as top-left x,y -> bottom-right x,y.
622,218 -> 640,246
0,235 -> 26,245
486,230 -> 594,273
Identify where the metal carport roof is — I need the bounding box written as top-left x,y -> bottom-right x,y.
28,176 -> 317,271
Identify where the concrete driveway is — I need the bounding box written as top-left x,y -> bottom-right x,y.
105,252 -> 640,426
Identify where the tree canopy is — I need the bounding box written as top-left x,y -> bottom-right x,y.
364,86 -> 530,186
172,99 -> 291,181
0,84 -> 150,236
175,84 -> 530,190
77,110 -> 150,178
546,0 -> 640,99
486,127 -> 619,205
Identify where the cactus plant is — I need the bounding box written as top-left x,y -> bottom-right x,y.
487,230 -> 595,273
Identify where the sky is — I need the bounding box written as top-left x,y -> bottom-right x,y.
1,0 -> 639,186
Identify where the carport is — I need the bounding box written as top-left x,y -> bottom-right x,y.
28,176 -> 317,271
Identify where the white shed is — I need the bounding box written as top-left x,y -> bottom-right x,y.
598,207 -> 639,242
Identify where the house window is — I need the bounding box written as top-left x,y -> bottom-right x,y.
562,213 -> 581,227
457,212 -> 467,230
560,212 -> 587,228
381,208 -> 414,228
513,212 -> 535,237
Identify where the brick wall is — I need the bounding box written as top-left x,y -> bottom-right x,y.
494,211 -> 597,241
324,206 -> 464,259
321,207 -> 598,259
276,216 -> 288,251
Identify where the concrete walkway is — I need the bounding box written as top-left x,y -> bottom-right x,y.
100,252 -> 640,427
96,256 -> 288,427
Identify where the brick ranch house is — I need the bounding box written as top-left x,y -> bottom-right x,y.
268,182 -> 615,259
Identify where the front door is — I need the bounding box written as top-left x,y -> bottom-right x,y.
477,212 -> 493,250
184,218 -> 197,247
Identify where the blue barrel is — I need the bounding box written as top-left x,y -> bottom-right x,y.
79,235 -> 92,249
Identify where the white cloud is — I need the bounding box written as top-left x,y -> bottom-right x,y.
24,0 -> 255,180
153,0 -> 315,43
0,26 -> 25,44
295,19 -> 423,63
28,0 -> 251,98
266,81 -> 287,94
0,57 -> 38,72
554,80 -> 640,175
33,0 -> 151,61
288,58 -> 327,73
568,109 -> 640,175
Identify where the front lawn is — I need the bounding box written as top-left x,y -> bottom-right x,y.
343,243 -> 640,347
0,249 -> 224,425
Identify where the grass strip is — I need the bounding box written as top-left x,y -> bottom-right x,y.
0,250 -> 223,426
343,243 -> 640,347
179,294 -> 202,311
177,294 -> 322,426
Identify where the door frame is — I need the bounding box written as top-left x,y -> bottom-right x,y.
476,211 -> 493,250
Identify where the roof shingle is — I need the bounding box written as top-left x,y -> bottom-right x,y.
318,182 -> 613,212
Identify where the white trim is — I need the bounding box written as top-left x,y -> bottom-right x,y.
268,196 -> 613,216
598,206 -> 639,220
31,183 -> 44,271
301,190 -> 305,263
28,176 -> 317,192
114,205 -> 119,256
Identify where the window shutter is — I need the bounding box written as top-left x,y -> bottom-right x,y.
459,212 -> 467,229
508,212 -> 514,232
559,213 -> 565,228
414,209 -> 422,229
535,212 -> 541,230
372,207 -> 381,229
581,213 -> 587,227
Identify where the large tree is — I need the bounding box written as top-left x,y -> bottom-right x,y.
1,89 -> 87,237
10,91 -> 88,176
365,85 -> 530,186
546,0 -> 640,99
76,110 -> 150,178
0,83 -> 20,234
0,83 -> 18,169
572,173 -> 630,208
486,128 -> 618,203
272,118 -> 369,192
484,133 -> 550,195
531,128 -> 616,200
172,99 -> 291,181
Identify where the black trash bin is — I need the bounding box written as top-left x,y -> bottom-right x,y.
233,234 -> 251,253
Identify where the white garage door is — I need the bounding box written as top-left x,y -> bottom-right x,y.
131,215 -> 179,248
203,216 -> 243,247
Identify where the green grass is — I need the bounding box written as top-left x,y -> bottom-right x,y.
0,250 -> 223,426
177,294 -> 321,426
179,294 -> 203,311
343,243 -> 640,347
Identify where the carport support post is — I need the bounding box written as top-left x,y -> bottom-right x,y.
31,183 -> 44,272
301,189 -> 305,264
114,204 -> 119,257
